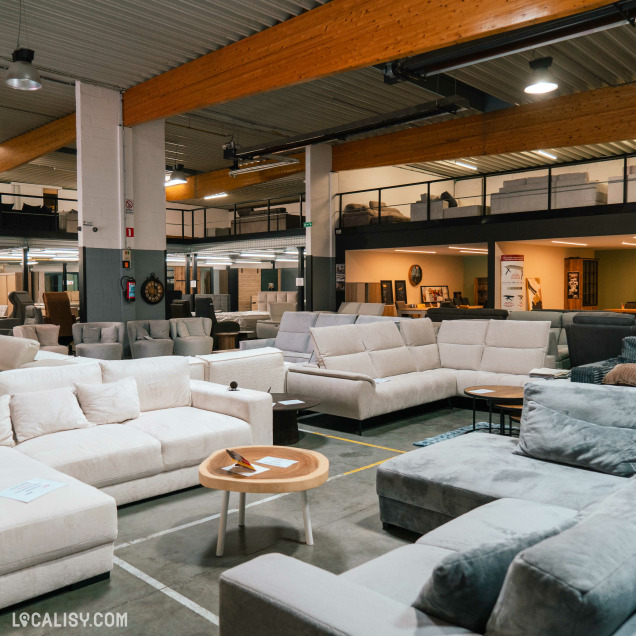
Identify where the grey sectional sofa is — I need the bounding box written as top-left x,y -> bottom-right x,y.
219,382 -> 636,635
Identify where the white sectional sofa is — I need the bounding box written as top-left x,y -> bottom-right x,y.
287,318 -> 551,422
0,356 -> 272,609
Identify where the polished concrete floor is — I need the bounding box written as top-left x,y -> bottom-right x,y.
0,404 -> 477,636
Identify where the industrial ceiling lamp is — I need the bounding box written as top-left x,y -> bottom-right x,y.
165,164 -> 188,186
524,57 -> 558,95
5,1 -> 42,91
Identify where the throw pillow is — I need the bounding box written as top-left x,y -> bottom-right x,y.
414,519 -> 575,632
603,363 -> 636,386
83,325 -> 101,343
75,377 -> 140,424
37,327 -> 59,347
149,320 -> 170,339
513,401 -> 636,477
440,191 -> 458,207
136,326 -> 151,341
0,395 -> 14,447
177,321 -> 190,338
100,326 -> 118,343
20,325 -> 38,342
10,387 -> 92,443
368,200 -> 387,209
186,319 -> 206,337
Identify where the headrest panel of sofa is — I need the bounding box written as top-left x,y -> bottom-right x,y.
399,318 -> 437,346
480,347 -> 546,375
278,311 -> 319,333
508,310 -> 562,328
437,320 -> 488,345
337,302 -> 361,314
357,303 -> 385,316
438,343 -> 484,370
257,291 -> 298,312
354,315 -> 396,324
357,321 -> 404,351
314,313 -> 357,328
310,324 -> 365,357
485,319 -> 550,349
573,312 -> 634,326
408,344 -> 441,372
274,331 -> 311,355
0,360 -> 101,395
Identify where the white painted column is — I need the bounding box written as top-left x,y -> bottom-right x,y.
305,144 -> 335,310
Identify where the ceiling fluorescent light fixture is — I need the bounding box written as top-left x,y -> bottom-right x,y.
535,149 -> 558,160
234,259 -> 262,264
552,240 -> 587,246
229,155 -> 299,178
395,249 -> 437,254
204,192 -> 228,200
448,246 -> 488,251
240,252 -> 274,258
524,57 -> 558,95
622,242 -> 636,246
454,160 -> 478,170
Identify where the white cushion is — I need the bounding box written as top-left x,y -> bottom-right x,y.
437,320 -> 488,370
0,447 -> 116,577
358,322 -> 417,378
16,424 -> 163,488
480,347 -> 547,375
76,377 -> 140,425
399,318 -> 437,346
0,395 -> 13,447
100,357 -> 191,412
357,321 -> 405,350
311,324 -> 378,377
0,334 -> 39,371
438,343 -> 484,370
11,387 -> 92,443
127,407 -> 252,471
409,344 -> 442,372
0,363 -> 102,396
485,319 -> 551,349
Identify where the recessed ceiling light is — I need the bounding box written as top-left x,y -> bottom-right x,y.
552,240 -> 588,246
455,160 -> 478,170
535,150 -> 557,160
395,249 -> 436,254
448,246 -> 488,252
204,192 -> 228,199
524,57 -> 558,94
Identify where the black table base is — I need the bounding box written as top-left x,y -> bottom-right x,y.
273,410 -> 300,445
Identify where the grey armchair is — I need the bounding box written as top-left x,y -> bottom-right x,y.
72,322 -> 125,360
126,320 -> 174,359
169,317 -> 213,356
0,291 -> 35,335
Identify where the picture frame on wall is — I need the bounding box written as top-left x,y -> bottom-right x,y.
421,285 -> 450,304
409,264 -> 422,286
567,271 -> 580,300
394,280 -> 407,303
380,280 -> 394,305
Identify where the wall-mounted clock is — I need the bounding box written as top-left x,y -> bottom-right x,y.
409,264 -> 422,286
140,273 -> 165,304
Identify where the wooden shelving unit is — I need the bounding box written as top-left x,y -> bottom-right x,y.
474,277 -> 488,306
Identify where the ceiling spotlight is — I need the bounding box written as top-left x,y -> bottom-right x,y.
165,164 -> 188,187
6,47 -> 42,90
524,57 -> 558,95
204,192 -> 228,200
535,149 -> 557,160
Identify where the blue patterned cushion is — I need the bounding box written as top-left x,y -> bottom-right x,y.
620,336 -> 636,361
571,358 -> 621,384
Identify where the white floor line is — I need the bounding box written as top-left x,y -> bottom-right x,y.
113,556 -> 219,626
115,473 -> 344,551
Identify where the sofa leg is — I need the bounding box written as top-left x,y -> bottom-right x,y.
358,421 -> 363,436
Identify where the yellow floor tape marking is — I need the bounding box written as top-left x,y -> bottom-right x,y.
298,428 -> 406,454
343,458 -> 397,475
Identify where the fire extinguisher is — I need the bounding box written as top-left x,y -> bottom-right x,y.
120,276 -> 136,302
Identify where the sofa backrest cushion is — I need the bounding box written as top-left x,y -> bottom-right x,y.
314,313 -> 357,328
357,321 -> 416,378
523,381 -> 636,430
357,303 -> 385,316
480,320 -> 549,375
487,478 -> 636,636
100,356 -> 191,412
11,386 -> 92,443
337,302 -> 361,314
399,318 -> 441,371
257,291 -> 298,312
0,362 -> 102,395
75,377 -> 141,425
169,317 -> 212,339
310,324 -> 377,377
0,395 -> 13,447
269,302 -> 296,322
0,334 -> 39,371
437,320 -> 488,370
149,320 -> 170,340
275,311 -> 319,354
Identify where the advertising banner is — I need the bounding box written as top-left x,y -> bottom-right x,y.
501,255 -> 525,310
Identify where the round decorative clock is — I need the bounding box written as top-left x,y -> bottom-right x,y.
140,273 -> 165,304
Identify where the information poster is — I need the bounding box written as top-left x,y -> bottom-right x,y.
501,255 -> 525,310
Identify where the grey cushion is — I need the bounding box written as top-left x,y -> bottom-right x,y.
21,325 -> 38,341
515,401 -> 636,477
177,321 -> 189,338
131,339 -> 174,359
83,325 -> 101,343
186,319 -> 206,336
136,326 -> 151,341
487,478 -> 636,636
414,517 -> 575,632
100,325 -> 118,343
149,320 -> 169,340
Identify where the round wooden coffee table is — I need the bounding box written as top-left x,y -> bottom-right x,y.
464,385 -> 524,434
199,445 -> 329,556
271,393 -> 321,445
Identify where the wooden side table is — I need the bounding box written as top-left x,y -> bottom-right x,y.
271,393 -> 321,445
216,332 -> 238,350
199,446 -> 329,556
464,385 -> 524,434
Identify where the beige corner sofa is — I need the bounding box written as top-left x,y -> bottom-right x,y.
0,356 -> 272,609
286,318 -> 552,422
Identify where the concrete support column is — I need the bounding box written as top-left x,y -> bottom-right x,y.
305,144 -> 335,311
76,81 -> 166,322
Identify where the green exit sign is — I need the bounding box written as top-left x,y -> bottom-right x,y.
303,221 -> 313,227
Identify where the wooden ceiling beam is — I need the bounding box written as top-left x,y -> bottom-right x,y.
165,153 -> 305,202
123,0 -> 612,127
0,113 -> 76,173
332,83 -> 636,171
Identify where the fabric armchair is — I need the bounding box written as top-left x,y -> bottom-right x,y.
169,317 -> 213,356
126,320 -> 174,359
13,324 -> 67,354
0,290 -> 36,335
43,292 -> 76,342
72,322 -> 125,359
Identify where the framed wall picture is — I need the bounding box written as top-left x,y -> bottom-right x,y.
421,285 -> 450,304
409,264 -> 422,286
527,277 -> 543,309
567,271 -> 580,300
335,263 -> 345,291
394,280 -> 407,303
380,280 -> 394,305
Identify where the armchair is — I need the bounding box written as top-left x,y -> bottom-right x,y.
126,320 -> 174,359
170,300 -> 191,318
13,324 -> 67,355
43,292 -> 75,343
0,291 -> 35,335
72,322 -> 125,359
169,317 -> 213,356
209,304 -> 240,349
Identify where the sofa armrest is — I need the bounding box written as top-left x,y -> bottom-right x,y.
239,338 -> 275,351
220,553 -> 443,636
289,365 -> 376,386
190,380 -> 272,445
